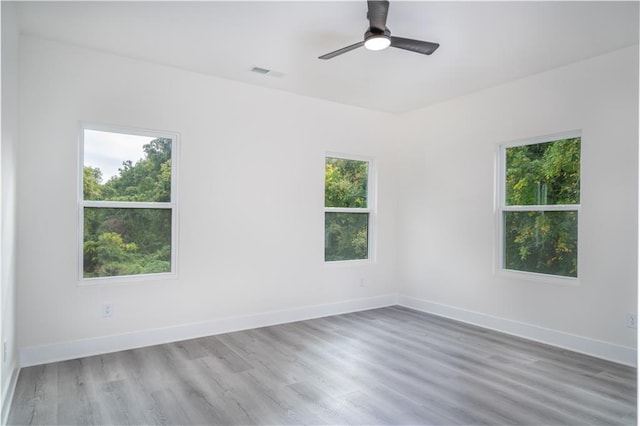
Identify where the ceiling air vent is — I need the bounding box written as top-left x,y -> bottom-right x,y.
250,66 -> 285,78
251,66 -> 271,75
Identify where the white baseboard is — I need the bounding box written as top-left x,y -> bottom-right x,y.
18,293 -> 636,369
398,295 -> 637,367
2,365 -> 19,424
19,294 -> 399,368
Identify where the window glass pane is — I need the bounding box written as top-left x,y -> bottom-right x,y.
83,129 -> 172,202
325,157 -> 368,208
83,208 -> 172,278
325,212 -> 368,261
505,138 -> 580,206
504,211 -> 577,277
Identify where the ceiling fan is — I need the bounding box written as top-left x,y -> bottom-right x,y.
319,0 -> 440,60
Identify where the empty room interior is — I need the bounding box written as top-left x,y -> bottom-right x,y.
1,1 -> 639,425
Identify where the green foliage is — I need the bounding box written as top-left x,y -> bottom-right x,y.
83,232 -> 142,277
324,158 -> 369,261
504,138 -> 580,277
325,158 -> 368,208
506,138 -> 580,206
325,213 -> 368,261
83,167 -> 103,201
83,138 -> 172,278
505,211 -> 577,277
100,138 -> 172,202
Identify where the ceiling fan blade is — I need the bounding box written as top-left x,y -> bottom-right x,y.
367,0 -> 390,31
390,36 -> 440,55
318,41 -> 365,60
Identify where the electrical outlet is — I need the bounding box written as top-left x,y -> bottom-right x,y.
102,303 -> 113,318
360,278 -> 366,287
626,313 -> 637,329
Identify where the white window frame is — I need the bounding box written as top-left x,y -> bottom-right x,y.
78,122 -> 179,284
324,152 -> 376,264
496,130 -> 581,284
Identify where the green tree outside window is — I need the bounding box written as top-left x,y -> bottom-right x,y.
503,137 -> 580,277
82,130 -> 175,279
325,157 -> 371,261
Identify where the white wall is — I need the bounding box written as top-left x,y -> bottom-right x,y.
396,46 -> 638,353
1,0 -> 20,419
16,36 -> 399,354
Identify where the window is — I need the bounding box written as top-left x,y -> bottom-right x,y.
324,155 -> 374,262
79,124 -> 178,281
500,133 -> 580,278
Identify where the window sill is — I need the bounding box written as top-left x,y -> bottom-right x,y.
78,271 -> 177,287
498,268 -> 579,286
324,258 -> 374,267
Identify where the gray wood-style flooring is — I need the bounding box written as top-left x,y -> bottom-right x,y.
8,306 -> 637,425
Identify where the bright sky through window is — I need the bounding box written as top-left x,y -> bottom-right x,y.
84,129 -> 154,181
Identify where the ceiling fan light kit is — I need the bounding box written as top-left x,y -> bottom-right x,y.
319,0 -> 439,60
364,32 -> 391,51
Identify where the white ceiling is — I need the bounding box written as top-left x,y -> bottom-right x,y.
14,1 -> 640,113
